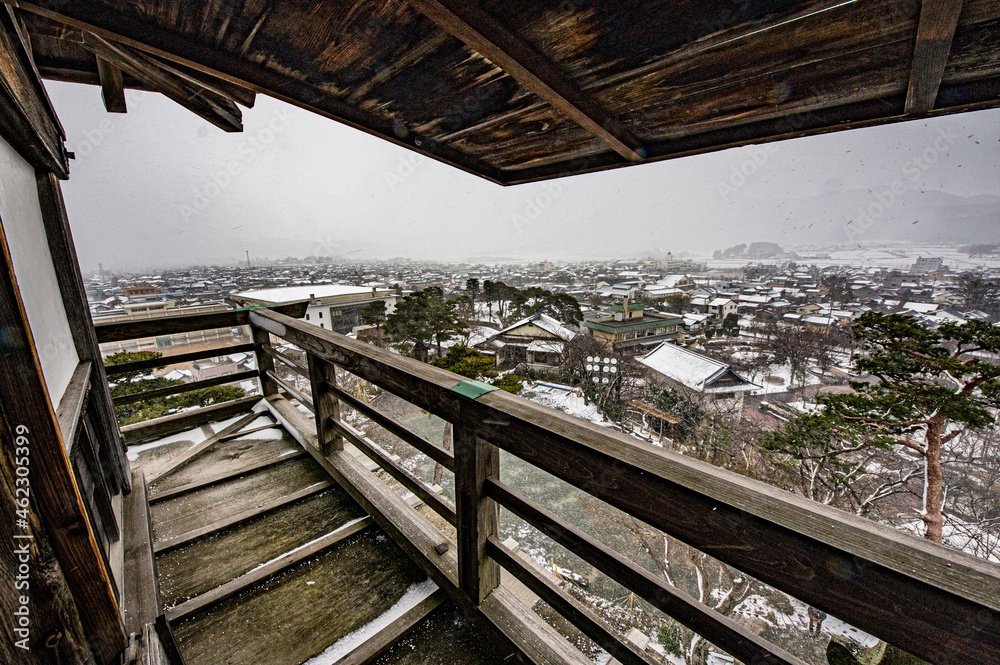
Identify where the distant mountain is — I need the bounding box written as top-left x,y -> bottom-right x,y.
733,189 -> 1000,246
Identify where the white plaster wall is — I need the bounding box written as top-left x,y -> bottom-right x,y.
0,135 -> 79,404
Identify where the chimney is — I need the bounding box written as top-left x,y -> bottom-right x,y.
372,287 -> 377,297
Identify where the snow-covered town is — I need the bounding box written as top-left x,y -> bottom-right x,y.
4,7 -> 999,665
91,244 -> 1000,665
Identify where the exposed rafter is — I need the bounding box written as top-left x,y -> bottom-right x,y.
82,33 -> 243,132
94,56 -> 125,112
905,0 -> 965,114
406,0 -> 645,163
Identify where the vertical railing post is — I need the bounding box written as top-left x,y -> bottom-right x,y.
454,421 -> 500,603
251,324 -> 278,397
307,354 -> 343,456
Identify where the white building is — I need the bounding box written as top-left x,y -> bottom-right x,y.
232,284 -> 397,333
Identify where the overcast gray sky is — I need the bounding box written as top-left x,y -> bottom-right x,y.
44,80 -> 1000,273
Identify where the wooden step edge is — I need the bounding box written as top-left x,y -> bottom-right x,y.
331,587 -> 447,665
148,449 -> 306,505
164,516 -> 374,623
153,480 -> 333,554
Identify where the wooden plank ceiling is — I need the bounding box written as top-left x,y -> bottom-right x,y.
11,0 -> 1000,184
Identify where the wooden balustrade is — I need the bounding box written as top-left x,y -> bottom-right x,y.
96,304 -> 999,665
244,307 -> 1000,665
95,302 -> 306,419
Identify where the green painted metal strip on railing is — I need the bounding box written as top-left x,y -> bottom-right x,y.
450,380 -> 499,400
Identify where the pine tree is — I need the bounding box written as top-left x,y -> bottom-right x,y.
764,313 -> 1000,542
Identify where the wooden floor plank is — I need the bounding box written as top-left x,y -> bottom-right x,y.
122,469 -> 161,634
146,411 -> 260,483
156,488 -> 366,608
166,516 -> 374,622
334,588 -> 446,665
149,457 -> 330,543
149,450 -> 306,504
370,602 -> 518,665
154,480 -> 333,554
171,529 -> 429,665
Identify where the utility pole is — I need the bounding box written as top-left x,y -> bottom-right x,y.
246,250 -> 251,269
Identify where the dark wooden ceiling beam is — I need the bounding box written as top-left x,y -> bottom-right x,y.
12,2 -> 505,184
144,54 -> 256,108
94,56 -> 125,112
406,0 -> 645,163
82,32 -> 242,132
905,0 -> 964,114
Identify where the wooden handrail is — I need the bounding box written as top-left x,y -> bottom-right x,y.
104,342 -> 255,375
487,480 -> 806,665
94,301 -> 308,343
111,370 -> 258,406
248,308 -> 1000,665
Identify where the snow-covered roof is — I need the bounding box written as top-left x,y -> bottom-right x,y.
526,340 -> 565,354
638,343 -> 759,393
902,301 -> 939,313
235,284 -> 392,303
708,297 -> 734,307
490,313 -> 577,342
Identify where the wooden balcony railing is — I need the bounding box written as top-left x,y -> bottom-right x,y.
247,308 -> 999,665
100,305 -> 999,665
94,301 -> 307,419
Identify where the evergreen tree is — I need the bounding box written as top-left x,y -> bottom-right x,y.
384,287 -> 466,360
360,299 -> 387,329
763,313 -> 1000,542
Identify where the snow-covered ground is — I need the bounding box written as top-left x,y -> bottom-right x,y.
520,382 -> 612,428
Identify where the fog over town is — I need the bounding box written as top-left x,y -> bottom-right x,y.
46,81 -> 999,273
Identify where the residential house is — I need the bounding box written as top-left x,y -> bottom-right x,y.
479,313 -> 577,369
583,296 -> 684,354
638,342 -> 760,416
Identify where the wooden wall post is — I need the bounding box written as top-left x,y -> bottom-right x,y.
454,421 -> 500,603
307,355 -> 343,456
251,326 -> 278,397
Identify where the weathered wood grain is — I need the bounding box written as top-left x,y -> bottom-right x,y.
93,301 -> 307,344
265,394 -> 592,665
145,411 -> 259,483
332,383 -> 456,470
0,184 -> 124,665
95,55 -> 126,112
153,479 -> 333,554
308,355 -> 343,454
487,482 -> 807,665
120,395 -> 260,444
330,416 -> 457,526
487,537 -> 658,665
123,470 -> 161,634
165,516 -> 373,622
155,488 -> 366,607
171,529 -> 428,665
147,425 -> 294,501
56,361 -> 91,451
454,423 -> 499,604
149,456 -> 329,543
407,0 -> 641,162
906,0 -> 966,113
335,589 -> 446,665
254,309 -> 1000,665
